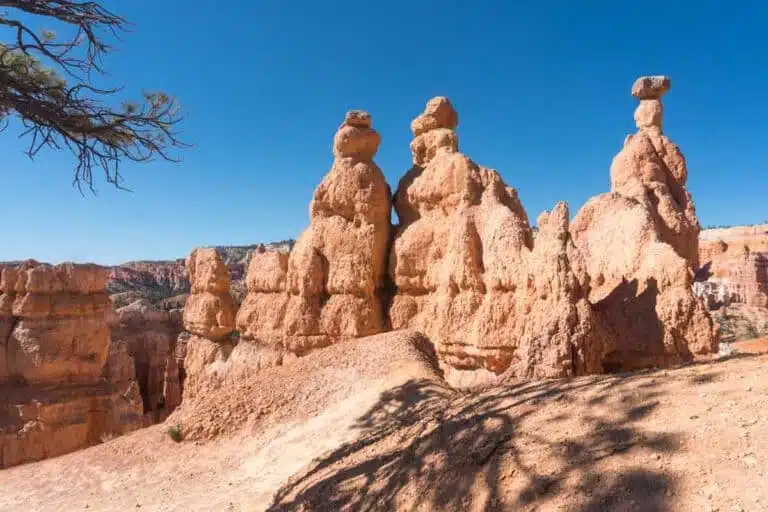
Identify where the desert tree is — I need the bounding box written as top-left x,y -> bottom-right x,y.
0,0 -> 186,191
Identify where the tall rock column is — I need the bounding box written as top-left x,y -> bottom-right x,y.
236,111 -> 391,356
389,97 -> 606,386
571,76 -> 718,370
179,248 -> 236,400
183,248 -> 235,340
612,75 -> 700,267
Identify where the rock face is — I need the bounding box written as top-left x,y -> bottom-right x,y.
696,225 -> 768,309
236,111 -> 391,356
571,76 -> 717,370
3,262 -> 112,384
108,260 -> 188,308
389,97 -> 606,383
183,248 -> 235,341
1,261 -> 143,469
108,300 -> 184,422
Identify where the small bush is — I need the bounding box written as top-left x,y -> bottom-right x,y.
167,425 -> 183,443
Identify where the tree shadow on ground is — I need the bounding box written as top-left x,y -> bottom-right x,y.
268,371 -> 682,511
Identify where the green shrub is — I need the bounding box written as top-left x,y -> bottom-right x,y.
167,425 -> 183,443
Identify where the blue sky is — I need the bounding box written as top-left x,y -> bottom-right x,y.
2,1 -> 767,264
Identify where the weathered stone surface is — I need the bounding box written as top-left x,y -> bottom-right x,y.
183,248 -> 235,340
109,299 -> 185,421
0,382 -> 142,469
235,111 -> 391,355
389,97 -> 606,384
631,75 -> 671,99
571,76 -> 717,369
179,334 -> 293,403
101,338 -> 146,430
696,224 -> 768,309
0,261 -> 143,469
4,262 -> 111,385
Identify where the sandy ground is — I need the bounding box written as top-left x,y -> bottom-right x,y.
1,349 -> 768,511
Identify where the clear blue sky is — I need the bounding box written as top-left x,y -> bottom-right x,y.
2,1 -> 767,265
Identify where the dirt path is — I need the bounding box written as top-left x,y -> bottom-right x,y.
2,353 -> 768,511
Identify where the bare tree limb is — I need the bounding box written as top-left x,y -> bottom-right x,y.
0,1 -> 187,191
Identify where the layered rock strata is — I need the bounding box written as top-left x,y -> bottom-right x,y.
696,225 -> 768,309
1,262 -> 142,469
388,97 -> 606,383
571,76 -> 718,370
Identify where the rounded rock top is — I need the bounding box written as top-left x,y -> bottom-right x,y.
411,96 -> 459,136
631,75 -> 671,99
343,110 -> 372,128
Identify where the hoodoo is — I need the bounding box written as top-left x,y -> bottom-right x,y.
236,110 -> 391,355
571,75 -> 718,370
388,97 -> 606,385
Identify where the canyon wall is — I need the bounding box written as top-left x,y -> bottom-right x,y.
108,300 -> 184,422
695,225 -> 768,342
1,262 -> 143,469
696,225 -> 768,309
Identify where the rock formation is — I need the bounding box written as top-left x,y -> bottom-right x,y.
183,248 -> 235,341
179,248 -> 244,400
696,225 -> 768,308
571,76 -> 718,370
1,261 -> 143,468
389,97 -> 606,384
236,110 -> 391,355
108,300 -> 185,421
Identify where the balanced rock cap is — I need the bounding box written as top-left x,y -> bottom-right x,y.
410,96 -> 459,136
631,75 -> 671,100
343,110 -> 372,128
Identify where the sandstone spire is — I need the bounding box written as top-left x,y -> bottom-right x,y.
182,248 -> 235,340
236,110 -> 391,355
571,76 -> 718,367
610,75 -> 700,267
389,97 -> 605,386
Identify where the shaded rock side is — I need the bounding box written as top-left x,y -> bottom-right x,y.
109,300 -> 185,422
235,111 -> 391,356
389,97 -> 606,383
571,76 -> 717,370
